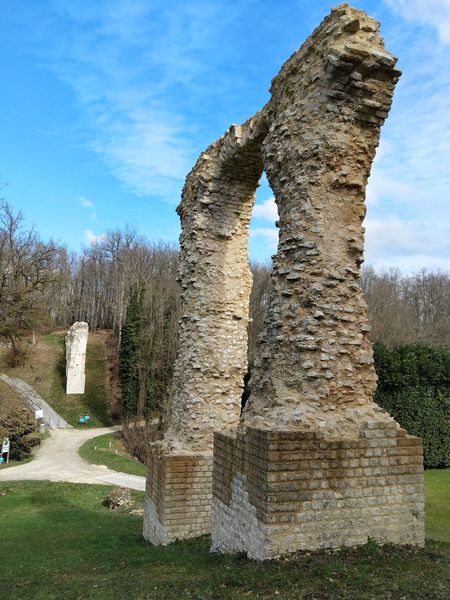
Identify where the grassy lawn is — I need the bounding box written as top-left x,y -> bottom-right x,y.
79,432 -> 147,477
425,469 -> 450,543
0,472 -> 448,600
1,332 -> 112,428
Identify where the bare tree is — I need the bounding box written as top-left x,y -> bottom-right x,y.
361,266 -> 450,347
0,200 -> 57,360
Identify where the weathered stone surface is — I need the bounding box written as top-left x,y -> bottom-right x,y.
242,4 -> 401,437
65,322 -> 88,395
144,3 -> 424,554
164,113 -> 267,454
211,426 -> 424,560
143,443 -> 213,545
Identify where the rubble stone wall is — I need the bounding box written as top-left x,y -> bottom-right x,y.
144,115 -> 267,544
243,3 -> 401,435
144,3 -> 425,552
164,114 -> 267,454
65,322 -> 88,395
211,425 -> 424,559
143,444 -> 213,545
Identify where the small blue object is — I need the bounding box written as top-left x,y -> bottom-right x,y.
79,416 -> 86,425
84,415 -> 90,420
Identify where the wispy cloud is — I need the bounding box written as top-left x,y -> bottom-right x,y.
27,0 -> 240,201
78,197 -> 93,209
363,1 -> 450,271
250,227 -> 279,248
84,229 -> 105,245
77,195 -> 96,221
384,0 -> 450,43
364,215 -> 450,271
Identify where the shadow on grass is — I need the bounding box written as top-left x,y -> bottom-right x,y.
0,481 -> 449,600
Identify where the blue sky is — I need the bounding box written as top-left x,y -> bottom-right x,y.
1,0 -> 449,271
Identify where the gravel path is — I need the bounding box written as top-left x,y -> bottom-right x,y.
0,426 -> 146,491
0,373 -> 70,429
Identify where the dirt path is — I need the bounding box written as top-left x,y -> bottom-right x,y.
0,427 -> 146,491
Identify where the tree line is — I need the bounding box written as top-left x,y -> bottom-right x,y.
1,200 -> 449,417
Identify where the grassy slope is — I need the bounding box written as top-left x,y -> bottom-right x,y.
0,379 -> 26,418
425,469 -> 450,543
1,332 -> 111,428
0,473 -> 448,600
79,432 -> 147,477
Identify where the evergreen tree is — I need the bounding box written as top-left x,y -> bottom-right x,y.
119,286 -> 143,417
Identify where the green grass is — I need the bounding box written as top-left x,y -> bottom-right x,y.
0,474 -> 449,600
0,455 -> 33,470
425,469 -> 450,542
79,432 -> 147,477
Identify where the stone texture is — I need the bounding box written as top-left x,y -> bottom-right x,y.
243,3 -> 400,435
144,3 -> 425,554
143,115 -> 268,545
164,113 -> 268,454
211,426 -> 424,560
143,443 -> 213,544
65,322 -> 88,395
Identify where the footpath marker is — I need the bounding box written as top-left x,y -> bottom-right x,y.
2,437 -> 10,464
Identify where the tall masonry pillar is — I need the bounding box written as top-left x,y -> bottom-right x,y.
211,4 -> 424,560
65,322 -> 89,395
143,116 -> 267,544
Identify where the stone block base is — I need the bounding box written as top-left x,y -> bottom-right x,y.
211,424 -> 424,560
143,445 -> 213,545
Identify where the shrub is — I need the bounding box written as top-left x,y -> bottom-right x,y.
3,345 -> 29,368
0,408 -> 40,461
374,343 -> 450,469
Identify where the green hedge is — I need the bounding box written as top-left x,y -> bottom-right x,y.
374,343 -> 450,469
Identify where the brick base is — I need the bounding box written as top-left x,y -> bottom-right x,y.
143,444 -> 213,545
211,424 -> 425,560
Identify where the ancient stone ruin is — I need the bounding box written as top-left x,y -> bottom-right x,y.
65,322 -> 89,395
143,4 -> 424,558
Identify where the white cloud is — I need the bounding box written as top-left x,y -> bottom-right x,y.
364,216 -> 450,272
84,229 -> 105,244
366,169 -> 431,208
250,227 -> 279,248
29,1 -> 238,201
252,197 -> 278,222
384,0 -> 450,44
364,4 -> 450,272
77,196 -> 96,221
78,196 -> 93,209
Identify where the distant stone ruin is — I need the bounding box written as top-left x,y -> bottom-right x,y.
143,3 -> 424,558
65,322 -> 89,395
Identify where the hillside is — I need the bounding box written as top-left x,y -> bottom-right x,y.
0,379 -> 26,418
1,332 -> 112,428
